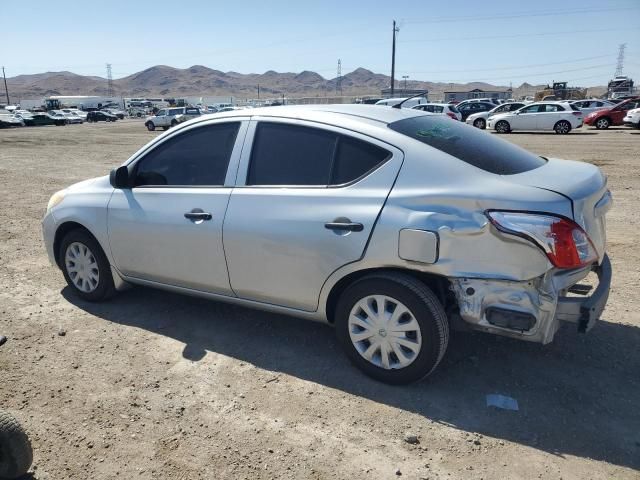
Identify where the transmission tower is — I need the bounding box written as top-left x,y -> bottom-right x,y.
336,59 -> 342,96
106,63 -> 113,96
615,44 -> 626,77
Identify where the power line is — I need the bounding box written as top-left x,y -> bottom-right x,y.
403,6 -> 638,24
388,54 -> 612,75
399,27 -> 637,44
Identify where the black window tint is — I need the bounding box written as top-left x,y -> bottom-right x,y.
248,123 -> 337,185
331,136 -> 389,185
509,103 -> 525,111
449,105 -> 459,113
388,116 -> 546,175
134,123 -> 239,186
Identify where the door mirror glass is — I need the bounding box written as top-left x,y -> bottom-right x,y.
110,166 -> 130,189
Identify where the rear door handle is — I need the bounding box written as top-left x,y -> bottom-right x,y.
184,209 -> 212,221
324,221 -> 364,232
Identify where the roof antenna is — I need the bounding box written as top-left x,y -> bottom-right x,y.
392,90 -> 428,109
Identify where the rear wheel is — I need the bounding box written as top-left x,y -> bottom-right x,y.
495,120 -> 510,133
146,121 -> 155,131
170,119 -> 178,127
595,117 -> 610,129
335,273 -> 449,384
59,229 -> 116,302
473,118 -> 486,129
0,410 -> 33,479
554,120 -> 571,134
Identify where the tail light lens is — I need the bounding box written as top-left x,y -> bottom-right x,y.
572,111 -> 582,116
446,112 -> 457,120
486,211 -> 598,269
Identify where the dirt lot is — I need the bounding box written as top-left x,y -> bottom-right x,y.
1,120 -> 639,480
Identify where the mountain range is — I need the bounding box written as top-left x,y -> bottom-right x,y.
4,65 -> 604,100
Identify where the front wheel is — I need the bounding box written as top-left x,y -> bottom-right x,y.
0,410 -> 33,479
554,120 -> 571,134
146,122 -> 155,131
59,229 -> 116,302
473,118 -> 486,129
595,117 -> 610,129
170,119 -> 178,128
495,120 -> 510,133
335,273 -> 449,384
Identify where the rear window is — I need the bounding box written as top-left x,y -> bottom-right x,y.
388,116 -> 546,175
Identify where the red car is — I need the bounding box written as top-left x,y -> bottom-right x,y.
584,97 -> 640,129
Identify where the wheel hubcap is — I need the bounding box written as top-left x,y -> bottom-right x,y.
65,242 -> 99,293
348,295 -> 422,370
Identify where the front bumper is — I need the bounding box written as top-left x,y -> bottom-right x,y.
555,254 -> 612,333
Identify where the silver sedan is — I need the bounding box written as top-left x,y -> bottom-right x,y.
42,105 -> 612,384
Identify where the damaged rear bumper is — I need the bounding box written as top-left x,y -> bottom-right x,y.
450,254 -> 611,344
555,254 -> 611,333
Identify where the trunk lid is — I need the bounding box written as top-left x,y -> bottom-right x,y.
507,158 -> 610,262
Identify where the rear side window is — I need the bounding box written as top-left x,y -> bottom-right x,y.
134,122 -> 240,186
247,123 -> 390,186
331,136 -> 389,185
389,116 -> 546,175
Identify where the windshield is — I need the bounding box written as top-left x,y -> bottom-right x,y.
388,116 -> 547,175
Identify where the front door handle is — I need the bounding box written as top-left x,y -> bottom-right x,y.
324,219 -> 364,232
184,209 -> 212,221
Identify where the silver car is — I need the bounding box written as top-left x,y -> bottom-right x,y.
42,105 -> 612,384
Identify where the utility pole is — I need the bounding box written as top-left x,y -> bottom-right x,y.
390,20 -> 399,97
106,63 -> 113,97
615,43 -> 626,77
336,59 -> 342,96
257,84 -> 260,99
2,66 -> 9,104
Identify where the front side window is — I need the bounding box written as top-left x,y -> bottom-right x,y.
520,105 -> 542,113
247,123 -> 390,186
156,110 -> 166,117
134,122 -> 240,186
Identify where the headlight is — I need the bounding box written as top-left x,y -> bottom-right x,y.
47,190 -> 66,213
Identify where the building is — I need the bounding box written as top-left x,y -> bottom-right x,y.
443,87 -> 512,103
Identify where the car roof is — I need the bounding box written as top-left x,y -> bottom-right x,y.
196,104 -> 426,125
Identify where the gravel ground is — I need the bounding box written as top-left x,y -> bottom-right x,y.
1,120 -> 639,480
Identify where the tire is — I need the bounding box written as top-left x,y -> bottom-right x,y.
0,410 -> 33,479
473,118 -> 486,129
554,120 -> 571,134
595,117 -> 610,129
170,119 -> 178,127
335,272 -> 449,384
59,229 -> 116,302
146,121 -> 155,131
495,120 -> 510,133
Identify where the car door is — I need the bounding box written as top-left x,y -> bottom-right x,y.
107,119 -> 248,294
536,103 -> 563,129
154,109 -> 167,126
223,119 -> 403,311
512,104 -> 541,129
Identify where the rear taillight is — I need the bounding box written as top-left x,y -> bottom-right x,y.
486,211 -> 598,269
572,111 -> 582,116
446,112 -> 457,120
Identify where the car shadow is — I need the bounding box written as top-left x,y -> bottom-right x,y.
62,286 -> 640,470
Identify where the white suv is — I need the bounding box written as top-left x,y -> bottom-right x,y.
488,102 -> 583,134
145,107 -> 201,131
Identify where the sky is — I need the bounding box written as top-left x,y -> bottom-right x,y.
2,0 -> 640,86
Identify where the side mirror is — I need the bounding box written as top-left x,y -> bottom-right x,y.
110,166 -> 130,189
